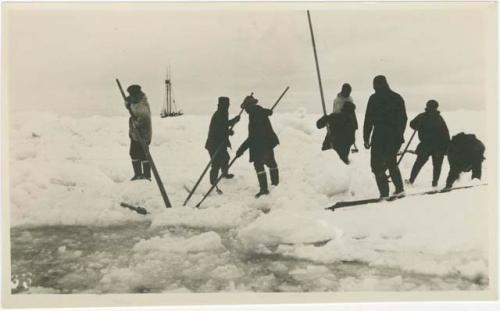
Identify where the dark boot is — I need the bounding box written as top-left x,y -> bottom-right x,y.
409,155 -> 428,184
445,167 -> 461,189
431,153 -> 444,187
142,161 -> 151,181
130,160 -> 143,181
389,167 -> 404,194
221,153 -> 233,179
270,167 -> 279,186
375,173 -> 389,198
215,185 -> 223,194
209,167 -> 218,186
432,164 -> 441,187
255,171 -> 269,198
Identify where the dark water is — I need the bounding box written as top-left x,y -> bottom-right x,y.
10,222 -> 488,294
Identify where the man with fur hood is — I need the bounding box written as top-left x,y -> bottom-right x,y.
445,132 -> 485,189
332,83 -> 353,114
205,96 -> 241,187
316,101 -> 358,164
236,94 -> 280,198
125,84 -> 152,181
407,100 -> 450,187
363,75 -> 407,198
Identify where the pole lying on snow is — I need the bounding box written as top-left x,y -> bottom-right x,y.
397,129 -> 417,165
116,79 -> 172,208
120,202 -> 148,215
307,11 -> 335,151
194,86 -> 290,209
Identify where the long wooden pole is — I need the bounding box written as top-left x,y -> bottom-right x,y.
116,79 -> 172,208
271,86 -> 290,110
307,11 -> 327,115
307,11 -> 334,148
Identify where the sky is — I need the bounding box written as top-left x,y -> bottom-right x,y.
3,2 -> 496,117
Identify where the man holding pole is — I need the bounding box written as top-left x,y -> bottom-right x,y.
125,84 -> 152,181
236,94 -> 280,198
406,100 -> 450,187
363,75 -> 407,198
205,96 -> 241,187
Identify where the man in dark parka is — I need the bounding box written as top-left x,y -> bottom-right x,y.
316,101 -> 358,164
445,132 -> 485,189
407,100 -> 450,187
125,84 -> 152,181
205,96 -> 241,186
363,75 -> 407,197
236,94 -> 280,198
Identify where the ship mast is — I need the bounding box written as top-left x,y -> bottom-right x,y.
161,64 -> 183,118
162,66 -> 172,116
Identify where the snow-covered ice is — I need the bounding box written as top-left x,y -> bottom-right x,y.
8,109 -> 491,293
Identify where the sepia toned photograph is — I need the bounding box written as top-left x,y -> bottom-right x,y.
1,0 -> 498,308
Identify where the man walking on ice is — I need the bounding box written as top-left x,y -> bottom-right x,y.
363,75 -> 407,198
125,84 -> 152,181
236,93 -> 280,198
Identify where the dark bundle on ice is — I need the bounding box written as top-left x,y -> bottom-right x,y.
445,132 -> 485,189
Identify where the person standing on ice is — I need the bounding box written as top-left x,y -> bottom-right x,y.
125,84 -> 152,181
406,100 -> 450,187
316,101 -> 358,164
444,132 -> 485,189
332,83 -> 353,114
205,96 -> 241,186
236,94 -> 280,198
363,75 -> 407,198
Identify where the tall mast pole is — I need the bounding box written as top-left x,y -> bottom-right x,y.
167,65 -> 171,115
162,67 -> 168,116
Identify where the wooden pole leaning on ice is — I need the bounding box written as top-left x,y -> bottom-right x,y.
195,86 -> 290,209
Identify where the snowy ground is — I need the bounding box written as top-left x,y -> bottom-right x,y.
9,109 -> 491,293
